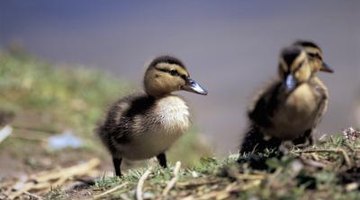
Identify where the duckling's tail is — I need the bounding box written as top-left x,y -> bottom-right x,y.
94,120 -> 109,146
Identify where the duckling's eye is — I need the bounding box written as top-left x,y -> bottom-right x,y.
170,70 -> 179,76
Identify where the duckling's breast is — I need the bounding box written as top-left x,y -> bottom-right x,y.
266,83 -> 326,139
121,95 -> 191,160
154,95 -> 191,132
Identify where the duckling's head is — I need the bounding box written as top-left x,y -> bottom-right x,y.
293,40 -> 333,73
278,45 -> 312,91
143,56 -> 208,97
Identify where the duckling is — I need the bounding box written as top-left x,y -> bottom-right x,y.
97,55 -> 207,176
239,42 -> 333,156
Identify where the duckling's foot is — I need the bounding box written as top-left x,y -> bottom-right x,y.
156,153 -> 167,168
112,157 -> 122,177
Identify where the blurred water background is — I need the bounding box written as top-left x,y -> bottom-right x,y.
1,0 -> 359,155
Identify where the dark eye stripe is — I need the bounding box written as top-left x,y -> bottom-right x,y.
180,74 -> 187,80
293,60 -> 304,73
155,67 -> 189,80
308,53 -> 322,60
156,68 -> 170,73
156,67 -> 182,77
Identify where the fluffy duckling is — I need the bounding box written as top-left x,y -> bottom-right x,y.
97,55 -> 207,176
240,42 -> 333,156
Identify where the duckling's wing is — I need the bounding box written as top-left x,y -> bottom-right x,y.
97,93 -> 156,144
248,82 -> 282,128
311,78 -> 329,128
96,98 -> 129,150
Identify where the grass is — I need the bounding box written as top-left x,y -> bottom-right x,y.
0,49 -> 130,177
0,49 -> 128,137
82,133 -> 360,200
1,49 -> 359,199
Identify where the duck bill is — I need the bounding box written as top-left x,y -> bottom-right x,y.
320,62 -> 334,73
182,78 -> 208,95
284,74 -> 297,91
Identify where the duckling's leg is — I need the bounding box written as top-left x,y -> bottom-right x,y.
112,157 -> 122,176
156,153 -> 167,168
292,129 -> 313,147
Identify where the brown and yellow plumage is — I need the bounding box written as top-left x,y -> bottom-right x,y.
97,55 -> 207,176
239,41 -> 333,156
